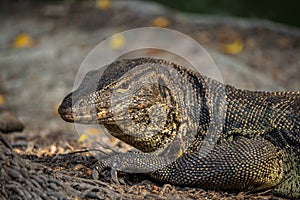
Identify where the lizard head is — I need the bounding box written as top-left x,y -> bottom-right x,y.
59,58 -> 206,152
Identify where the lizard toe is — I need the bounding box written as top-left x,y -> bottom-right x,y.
92,159 -> 124,184
92,160 -> 108,180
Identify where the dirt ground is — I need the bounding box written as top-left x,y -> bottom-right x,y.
0,0 -> 299,199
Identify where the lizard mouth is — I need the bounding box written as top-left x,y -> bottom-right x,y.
59,105 -> 102,124
59,110 -> 101,124
58,103 -> 74,122
60,113 -> 75,122
58,100 -> 114,124
58,102 -> 97,124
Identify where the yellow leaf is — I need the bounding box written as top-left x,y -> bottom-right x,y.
220,39 -> 244,55
85,127 -> 100,135
0,95 -> 5,105
109,137 -> 116,143
78,134 -> 88,142
151,17 -> 170,28
95,0 -> 111,10
109,33 -> 125,49
13,33 -> 35,48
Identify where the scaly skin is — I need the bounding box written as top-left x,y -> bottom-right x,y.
58,58 -> 300,198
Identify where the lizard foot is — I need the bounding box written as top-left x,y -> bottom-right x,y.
92,160 -> 121,184
91,152 -> 174,184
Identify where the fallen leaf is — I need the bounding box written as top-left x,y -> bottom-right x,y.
220,39 -> 243,55
73,164 -> 85,171
50,145 -> 57,154
13,148 -> 24,155
95,0 -> 111,10
78,134 -> 88,142
109,137 -> 116,143
151,16 -> 170,28
153,185 -> 159,192
87,169 -> 93,176
85,127 -> 101,135
152,190 -> 159,194
37,147 -> 51,157
0,95 -> 5,105
109,33 -> 125,49
13,33 -> 35,48
54,166 -> 62,171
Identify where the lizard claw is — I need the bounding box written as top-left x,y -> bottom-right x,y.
92,160 -> 107,180
92,160 -> 121,184
92,167 -> 100,180
110,164 -> 120,184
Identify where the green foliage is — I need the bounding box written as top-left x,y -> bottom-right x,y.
149,0 -> 300,28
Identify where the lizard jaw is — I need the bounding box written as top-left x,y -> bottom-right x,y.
59,110 -> 100,124
58,100 -> 98,124
60,113 -> 74,123
58,100 -> 113,124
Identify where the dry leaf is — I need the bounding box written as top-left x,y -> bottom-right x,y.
73,164 -> 85,171
13,148 -> 24,155
78,134 -> 88,142
109,33 -> 125,49
50,145 -> 57,154
85,127 -> 101,135
220,39 -> 244,55
153,185 -> 159,192
0,95 -> 5,105
95,0 -> 111,10
87,169 -> 93,176
151,16 -> 170,28
54,166 -> 62,171
109,137 -> 116,143
13,33 -> 35,48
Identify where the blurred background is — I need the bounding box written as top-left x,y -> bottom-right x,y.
2,0 -> 300,27
1,0 -> 299,137
1,0 -> 299,133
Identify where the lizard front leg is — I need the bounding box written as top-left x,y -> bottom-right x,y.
92,151 -> 176,182
92,137 -> 184,181
93,137 -> 284,192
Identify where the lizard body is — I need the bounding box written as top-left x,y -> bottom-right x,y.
59,58 -> 300,198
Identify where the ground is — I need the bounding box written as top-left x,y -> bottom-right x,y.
0,0 -> 299,199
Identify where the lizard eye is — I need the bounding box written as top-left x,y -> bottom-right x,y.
120,81 -> 129,89
77,99 -> 85,107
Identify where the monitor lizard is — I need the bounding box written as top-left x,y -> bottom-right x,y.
58,58 -> 300,199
